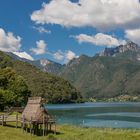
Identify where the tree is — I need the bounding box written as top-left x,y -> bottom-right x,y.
0,67 -> 31,111
8,75 -> 30,106
0,89 -> 16,110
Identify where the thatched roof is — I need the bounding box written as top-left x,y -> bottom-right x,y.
22,97 -> 48,122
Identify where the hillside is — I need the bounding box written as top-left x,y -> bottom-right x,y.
59,42 -> 140,100
0,51 -> 82,103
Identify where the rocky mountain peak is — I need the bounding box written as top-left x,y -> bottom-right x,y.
118,41 -> 139,53
98,41 -> 140,57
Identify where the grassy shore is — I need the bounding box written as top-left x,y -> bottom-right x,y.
0,124 -> 140,140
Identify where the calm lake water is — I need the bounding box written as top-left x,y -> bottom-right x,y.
46,102 -> 140,129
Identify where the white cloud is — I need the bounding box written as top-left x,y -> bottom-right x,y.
53,50 -> 64,61
73,33 -> 126,47
31,40 -> 47,55
0,28 -> 21,52
33,26 -> 51,34
31,0 -> 140,30
66,50 -> 77,61
53,50 -> 78,63
125,28 -> 140,45
13,51 -> 34,61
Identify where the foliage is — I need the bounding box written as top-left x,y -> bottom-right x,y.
0,52 -> 13,68
0,67 -> 31,111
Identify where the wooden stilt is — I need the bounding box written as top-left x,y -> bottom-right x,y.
22,115 -> 25,133
46,123 -> 48,135
30,117 -> 32,135
34,124 -> 36,135
36,124 -> 38,136
54,123 -> 56,134
39,124 -> 40,135
45,123 -> 47,135
43,115 -> 45,136
54,116 -> 56,134
25,124 -> 28,133
33,123 -> 35,135
49,123 -> 52,131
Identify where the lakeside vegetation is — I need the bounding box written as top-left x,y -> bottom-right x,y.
88,95 -> 140,102
0,124 -> 140,140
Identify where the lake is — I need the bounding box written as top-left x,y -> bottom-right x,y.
46,102 -> 140,129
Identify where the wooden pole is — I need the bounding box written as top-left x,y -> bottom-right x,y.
39,124 -> 42,136
49,123 -> 52,131
25,123 -> 28,133
54,116 -> 56,134
32,124 -> 35,135
46,123 -> 48,135
2,114 -> 4,126
43,114 -> 45,136
54,123 -> 56,135
30,117 -> 32,135
22,115 -> 25,133
16,114 -> 18,128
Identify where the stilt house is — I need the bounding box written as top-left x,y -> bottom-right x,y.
21,97 -> 56,135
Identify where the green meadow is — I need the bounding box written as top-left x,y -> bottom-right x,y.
0,124 -> 140,140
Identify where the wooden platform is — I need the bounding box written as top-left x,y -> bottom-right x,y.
0,113 -> 56,135
0,97 -> 56,136
0,114 -> 20,127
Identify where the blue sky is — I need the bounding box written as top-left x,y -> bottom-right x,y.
0,0 -> 140,63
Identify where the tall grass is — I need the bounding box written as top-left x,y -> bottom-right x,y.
0,124 -> 140,140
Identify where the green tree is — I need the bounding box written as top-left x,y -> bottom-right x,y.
0,67 -> 31,111
8,75 -> 30,106
0,89 -> 17,110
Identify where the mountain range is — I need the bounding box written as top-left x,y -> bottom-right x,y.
7,52 -> 63,74
7,41 -> 140,101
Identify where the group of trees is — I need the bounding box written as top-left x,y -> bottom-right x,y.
0,67 -> 31,111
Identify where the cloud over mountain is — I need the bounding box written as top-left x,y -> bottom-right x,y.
53,50 -> 78,63
31,40 -> 47,55
125,28 -> 140,45
73,33 -> 126,47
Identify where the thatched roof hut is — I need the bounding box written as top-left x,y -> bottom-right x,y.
22,97 -> 48,123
